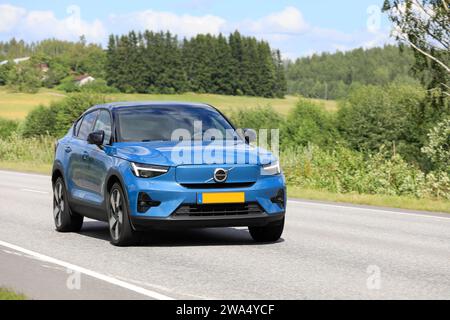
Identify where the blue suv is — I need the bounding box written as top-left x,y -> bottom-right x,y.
52,102 -> 286,246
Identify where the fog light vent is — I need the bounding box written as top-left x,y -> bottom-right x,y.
271,189 -> 285,209
137,192 -> 161,213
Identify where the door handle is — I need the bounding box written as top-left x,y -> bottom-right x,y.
82,151 -> 89,161
65,146 -> 72,153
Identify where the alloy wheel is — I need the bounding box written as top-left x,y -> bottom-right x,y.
53,181 -> 64,228
109,189 -> 124,241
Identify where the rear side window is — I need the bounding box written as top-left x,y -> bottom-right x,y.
74,118 -> 82,136
93,110 -> 113,144
78,111 -> 98,140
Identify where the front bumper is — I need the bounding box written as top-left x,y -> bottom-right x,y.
122,165 -> 286,216
131,212 -> 285,230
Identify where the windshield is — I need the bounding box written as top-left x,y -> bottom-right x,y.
116,105 -> 240,143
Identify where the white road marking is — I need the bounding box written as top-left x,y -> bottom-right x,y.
0,240 -> 175,300
0,170 -> 48,179
289,200 -> 450,221
21,188 -> 49,194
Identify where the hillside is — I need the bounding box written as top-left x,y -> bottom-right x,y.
286,45 -> 419,100
0,87 -> 337,120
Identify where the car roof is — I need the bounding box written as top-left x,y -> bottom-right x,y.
85,101 -> 217,113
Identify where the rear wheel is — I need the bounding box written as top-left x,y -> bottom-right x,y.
108,183 -> 139,246
53,177 -> 83,232
249,218 -> 284,243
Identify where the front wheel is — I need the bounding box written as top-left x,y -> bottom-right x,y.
107,183 -> 139,246
53,177 -> 83,232
249,217 -> 284,243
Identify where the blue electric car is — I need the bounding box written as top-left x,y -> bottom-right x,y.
52,102 -> 286,246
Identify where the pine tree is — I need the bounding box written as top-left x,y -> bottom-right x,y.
229,31 -> 244,95
105,35 -> 117,88
204,34 -> 232,95
273,49 -> 287,98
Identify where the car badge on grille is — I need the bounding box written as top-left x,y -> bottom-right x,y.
205,167 -> 235,183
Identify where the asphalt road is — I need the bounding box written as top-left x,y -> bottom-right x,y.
0,170 -> 449,300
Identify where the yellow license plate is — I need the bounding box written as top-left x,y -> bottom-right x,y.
199,192 -> 245,204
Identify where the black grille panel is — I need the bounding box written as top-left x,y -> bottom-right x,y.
181,182 -> 255,189
173,203 -> 265,217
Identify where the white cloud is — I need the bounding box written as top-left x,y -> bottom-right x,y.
0,4 -> 394,59
0,4 -> 106,43
110,10 -> 226,38
241,6 -> 308,35
0,4 -> 26,32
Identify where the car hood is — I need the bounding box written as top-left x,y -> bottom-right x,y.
108,141 -> 277,166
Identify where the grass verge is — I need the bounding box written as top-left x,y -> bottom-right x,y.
288,186 -> 450,213
0,288 -> 26,300
0,161 -> 51,175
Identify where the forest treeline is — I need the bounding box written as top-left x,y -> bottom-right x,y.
0,32 -> 286,97
0,36 -> 422,100
105,31 -> 286,97
285,45 -> 418,100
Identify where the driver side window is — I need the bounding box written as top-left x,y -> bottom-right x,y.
77,111 -> 98,141
93,110 -> 112,144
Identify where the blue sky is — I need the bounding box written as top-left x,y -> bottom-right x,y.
0,0 -> 394,59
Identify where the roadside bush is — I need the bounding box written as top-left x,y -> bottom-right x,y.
421,118 -> 450,173
281,145 -> 450,200
56,76 -> 78,92
53,92 -> 107,137
79,79 -> 119,94
282,99 -> 340,148
21,104 -> 59,137
0,133 -> 54,164
337,84 -> 426,160
228,105 -> 283,130
21,92 -> 108,138
0,118 -> 19,138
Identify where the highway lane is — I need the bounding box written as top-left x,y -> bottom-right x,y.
0,170 -> 449,300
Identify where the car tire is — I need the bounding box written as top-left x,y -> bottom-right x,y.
249,217 -> 284,243
107,183 -> 140,247
53,177 -> 84,232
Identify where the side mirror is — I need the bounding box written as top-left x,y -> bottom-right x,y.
243,128 -> 257,144
87,130 -> 105,146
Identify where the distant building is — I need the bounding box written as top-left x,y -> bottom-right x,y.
74,75 -> 95,86
37,63 -> 49,73
0,57 -> 31,66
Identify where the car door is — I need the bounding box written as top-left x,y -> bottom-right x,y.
67,110 -> 99,202
82,109 -> 114,207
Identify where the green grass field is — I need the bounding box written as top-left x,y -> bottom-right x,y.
0,87 -> 338,120
0,88 -> 66,119
0,288 -> 26,300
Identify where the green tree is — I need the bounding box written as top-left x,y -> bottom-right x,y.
422,118 -> 450,172
383,0 -> 449,104
283,99 -> 340,148
273,50 -> 287,98
0,62 -> 12,85
7,61 -> 42,93
337,84 -> 426,161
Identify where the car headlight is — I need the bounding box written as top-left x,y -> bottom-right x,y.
131,162 -> 169,178
261,160 -> 281,176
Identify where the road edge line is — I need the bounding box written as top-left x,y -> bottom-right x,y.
289,200 -> 450,221
0,240 -> 175,300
